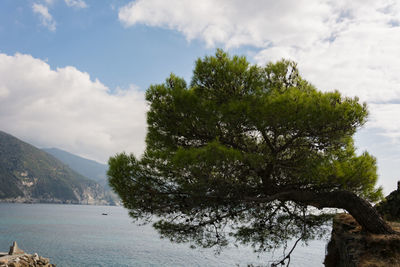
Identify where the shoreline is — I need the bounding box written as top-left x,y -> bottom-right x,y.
0,242 -> 55,267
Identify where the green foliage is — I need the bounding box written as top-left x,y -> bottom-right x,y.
108,50 -> 382,255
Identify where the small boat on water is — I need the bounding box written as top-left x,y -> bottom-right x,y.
101,213 -> 108,215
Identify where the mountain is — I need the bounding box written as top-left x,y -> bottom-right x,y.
0,131 -> 113,205
42,148 -> 108,187
42,148 -> 120,204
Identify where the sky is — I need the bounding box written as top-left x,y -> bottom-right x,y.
1,0 -> 400,194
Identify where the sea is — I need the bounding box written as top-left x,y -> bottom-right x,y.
0,203 -> 327,266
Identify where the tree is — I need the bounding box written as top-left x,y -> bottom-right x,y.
108,50 -> 396,265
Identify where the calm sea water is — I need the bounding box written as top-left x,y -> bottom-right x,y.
0,203 -> 327,266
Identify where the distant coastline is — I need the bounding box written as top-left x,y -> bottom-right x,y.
0,197 -> 118,206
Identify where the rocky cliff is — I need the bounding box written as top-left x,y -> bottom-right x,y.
375,181 -> 400,221
324,213 -> 400,267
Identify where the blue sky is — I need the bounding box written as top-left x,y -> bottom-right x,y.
1,0 -> 213,89
1,0 -> 400,194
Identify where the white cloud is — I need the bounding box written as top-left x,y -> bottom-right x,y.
0,53 -> 147,163
367,104 -> 400,139
254,4 -> 400,102
32,3 -> 56,31
65,0 -> 88,9
118,0 -> 331,48
0,86 -> 9,98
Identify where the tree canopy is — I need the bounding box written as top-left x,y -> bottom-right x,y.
108,50 -> 394,265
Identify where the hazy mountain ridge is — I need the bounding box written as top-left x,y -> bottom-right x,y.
42,147 -> 120,204
0,130 -> 113,205
42,147 -> 109,187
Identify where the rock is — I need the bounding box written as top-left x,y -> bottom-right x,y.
39,256 -> 49,264
324,213 -> 400,267
8,242 -> 24,255
375,180 -> 400,221
1,242 -> 55,267
19,257 -> 28,265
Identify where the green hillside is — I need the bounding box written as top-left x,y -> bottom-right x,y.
0,131 -> 112,204
42,147 -> 120,203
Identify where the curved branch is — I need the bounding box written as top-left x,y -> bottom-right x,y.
241,189 -> 395,235
275,190 -> 396,235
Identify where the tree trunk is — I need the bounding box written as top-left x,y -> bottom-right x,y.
276,190 -> 397,235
